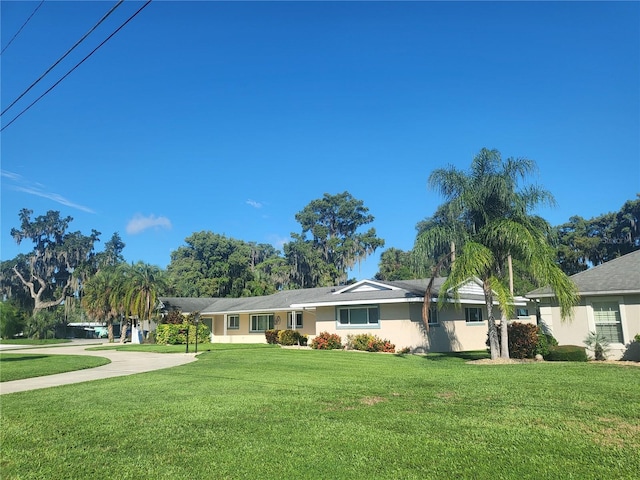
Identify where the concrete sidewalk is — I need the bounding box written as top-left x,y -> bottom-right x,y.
0,341 -> 198,395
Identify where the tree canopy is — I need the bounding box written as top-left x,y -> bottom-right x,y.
290,191 -> 385,286
555,196 -> 640,274
7,209 -> 100,315
415,148 -> 578,359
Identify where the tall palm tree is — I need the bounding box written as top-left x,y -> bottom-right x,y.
415,148 -> 578,359
81,268 -> 124,342
123,262 -> 166,342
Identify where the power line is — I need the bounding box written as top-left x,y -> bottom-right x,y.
0,0 -> 45,56
1,0 -> 153,132
1,0 -> 125,118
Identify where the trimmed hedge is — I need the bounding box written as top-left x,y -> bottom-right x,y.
265,329 -> 308,346
545,345 -> 588,362
278,329 -> 308,346
156,322 -> 210,345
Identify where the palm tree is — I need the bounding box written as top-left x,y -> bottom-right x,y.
81,268 -> 124,342
415,148 -> 578,359
123,262 -> 167,342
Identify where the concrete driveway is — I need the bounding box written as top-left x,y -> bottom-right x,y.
0,340 -> 198,395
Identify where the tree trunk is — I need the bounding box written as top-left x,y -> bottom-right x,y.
508,254 -> 514,295
484,282 -> 499,360
500,310 -> 510,359
120,319 -> 129,343
107,319 -> 114,343
501,253 -> 513,358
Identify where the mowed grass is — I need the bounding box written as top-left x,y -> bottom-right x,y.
87,343 -> 200,353
0,353 -> 110,382
0,338 -> 70,345
1,345 -> 638,479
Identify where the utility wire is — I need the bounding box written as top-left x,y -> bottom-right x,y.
1,0 -> 125,118
1,0 -> 152,132
0,0 -> 45,56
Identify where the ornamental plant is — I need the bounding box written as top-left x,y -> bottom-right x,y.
310,331 -> 342,350
265,329 -> 280,344
278,329 -> 308,346
584,331 -> 610,361
345,333 -> 395,353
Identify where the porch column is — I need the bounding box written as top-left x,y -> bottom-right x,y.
223,314 -> 228,336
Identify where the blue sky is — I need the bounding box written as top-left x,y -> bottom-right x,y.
1,1 -> 639,281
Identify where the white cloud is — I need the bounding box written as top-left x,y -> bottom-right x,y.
267,234 -> 290,250
126,214 -> 172,235
2,169 -> 96,213
246,199 -> 263,209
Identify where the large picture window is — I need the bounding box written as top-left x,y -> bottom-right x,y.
250,314 -> 274,332
337,306 -> 379,326
287,312 -> 303,329
593,302 -> 624,343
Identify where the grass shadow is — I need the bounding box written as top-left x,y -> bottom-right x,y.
0,354 -> 48,363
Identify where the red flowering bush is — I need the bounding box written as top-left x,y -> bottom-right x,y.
346,334 -> 395,353
310,331 -> 342,350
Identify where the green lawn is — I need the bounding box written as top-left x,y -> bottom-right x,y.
0,353 -> 110,382
0,338 -> 70,345
87,343 -> 201,353
1,345 -> 638,479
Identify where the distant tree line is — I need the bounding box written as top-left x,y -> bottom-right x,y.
376,195 -> 640,293
0,192 -> 385,338
1,177 -> 637,340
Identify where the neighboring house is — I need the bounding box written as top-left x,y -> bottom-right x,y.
160,278 -> 535,353
527,249 -> 640,360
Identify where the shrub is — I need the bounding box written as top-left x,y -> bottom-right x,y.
487,323 -> 559,359
310,331 -> 342,350
535,328 -> 558,357
345,334 -> 395,353
278,329 -> 307,346
545,345 -> 588,362
398,347 -> 411,355
156,322 -> 210,345
507,323 -> 538,359
635,333 -> 640,343
265,329 -> 280,344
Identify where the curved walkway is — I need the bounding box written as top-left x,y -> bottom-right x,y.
0,340 -> 198,395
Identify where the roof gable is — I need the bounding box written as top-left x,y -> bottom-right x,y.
333,280 -> 400,294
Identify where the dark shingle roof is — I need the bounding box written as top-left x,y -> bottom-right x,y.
527,249 -> 640,298
162,277 -> 476,315
159,297 -> 218,314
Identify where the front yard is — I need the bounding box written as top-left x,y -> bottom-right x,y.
1,345 -> 638,479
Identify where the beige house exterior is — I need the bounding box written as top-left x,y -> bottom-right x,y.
527,249 -> 640,360
161,277 -> 536,353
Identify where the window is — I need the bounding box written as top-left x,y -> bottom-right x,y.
428,306 -> 439,325
337,306 -> 379,326
250,314 -> 274,332
516,308 -> 529,318
287,312 -> 303,329
593,301 -> 624,343
465,307 -> 483,323
227,315 -> 239,330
